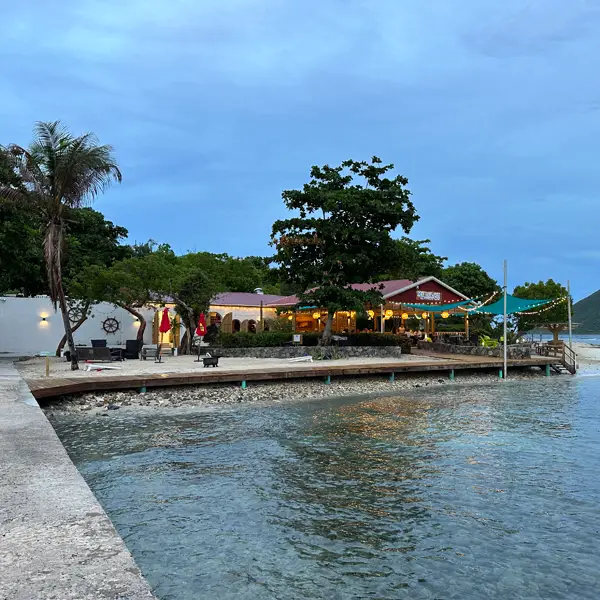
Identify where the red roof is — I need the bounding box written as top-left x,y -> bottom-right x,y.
264,280 -> 414,308
211,292 -> 289,307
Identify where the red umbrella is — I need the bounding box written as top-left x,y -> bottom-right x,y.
196,313 -> 207,336
159,307 -> 171,334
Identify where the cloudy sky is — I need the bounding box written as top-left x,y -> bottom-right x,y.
2,0 -> 599,299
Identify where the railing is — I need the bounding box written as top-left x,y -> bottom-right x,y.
533,341 -> 577,374
563,345 -> 577,374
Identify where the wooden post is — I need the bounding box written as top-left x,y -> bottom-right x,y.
259,301 -> 264,332
45,356 -> 50,378
465,313 -> 469,338
430,314 -> 435,334
292,311 -> 296,333
380,305 -> 384,333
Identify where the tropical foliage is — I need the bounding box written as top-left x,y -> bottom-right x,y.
271,157 -> 418,345
0,122 -> 121,369
512,280 -> 570,342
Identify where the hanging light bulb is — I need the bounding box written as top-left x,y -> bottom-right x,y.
422,312 -> 429,319
385,309 -> 394,319
401,312 -> 409,320
312,312 -> 320,320
441,311 -> 449,319
367,310 -> 375,319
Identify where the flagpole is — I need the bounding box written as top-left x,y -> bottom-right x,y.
503,259 -> 508,380
567,279 -> 573,349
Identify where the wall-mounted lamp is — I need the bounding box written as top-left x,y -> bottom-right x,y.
41,316 -> 47,321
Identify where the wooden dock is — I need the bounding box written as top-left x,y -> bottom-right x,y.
25,353 -> 562,400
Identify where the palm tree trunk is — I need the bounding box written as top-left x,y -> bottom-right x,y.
57,286 -> 78,370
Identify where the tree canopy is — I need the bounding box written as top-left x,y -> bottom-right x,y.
512,279 -> 570,342
271,156 -> 418,344
382,238 -> 446,281
442,262 -> 499,300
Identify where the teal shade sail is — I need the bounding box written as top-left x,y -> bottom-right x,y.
400,300 -> 473,312
472,295 -> 553,315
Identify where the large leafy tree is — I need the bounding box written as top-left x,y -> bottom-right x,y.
0,121 -> 121,369
512,279 -> 570,343
442,262 -> 499,299
271,156 -> 418,345
382,237 -> 446,281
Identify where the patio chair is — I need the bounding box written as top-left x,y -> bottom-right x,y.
124,339 -> 142,360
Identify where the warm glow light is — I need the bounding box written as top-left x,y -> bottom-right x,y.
385,309 -> 394,318
422,312 -> 429,319
401,312 -> 409,320
288,315 -> 293,320
312,312 -> 321,320
134,320 -> 141,327
367,310 -> 375,319
441,311 -> 449,319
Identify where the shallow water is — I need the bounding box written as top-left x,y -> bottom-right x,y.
50,378 -> 600,599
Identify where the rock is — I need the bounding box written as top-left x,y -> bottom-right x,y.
107,404 -> 120,410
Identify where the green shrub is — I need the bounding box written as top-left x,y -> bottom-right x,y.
216,332 -> 292,348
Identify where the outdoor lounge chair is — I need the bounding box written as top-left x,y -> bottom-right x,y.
124,339 -> 142,360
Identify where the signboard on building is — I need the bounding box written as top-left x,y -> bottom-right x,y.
416,290 -> 441,301
293,334 -> 302,344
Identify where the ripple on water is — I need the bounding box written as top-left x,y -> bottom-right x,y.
50,377 -> 600,600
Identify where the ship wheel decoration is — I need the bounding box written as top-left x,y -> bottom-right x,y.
102,317 -> 120,334
67,305 -> 85,324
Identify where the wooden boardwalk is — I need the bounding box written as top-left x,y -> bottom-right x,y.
25,353 -> 560,400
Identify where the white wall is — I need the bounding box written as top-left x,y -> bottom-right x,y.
0,297 -> 160,355
0,297 -> 284,355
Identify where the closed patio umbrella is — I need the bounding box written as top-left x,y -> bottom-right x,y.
157,307 -> 171,362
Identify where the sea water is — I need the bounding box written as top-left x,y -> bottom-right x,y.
50,377 -> 600,599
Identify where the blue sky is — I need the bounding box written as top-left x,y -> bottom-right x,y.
2,0 -> 600,300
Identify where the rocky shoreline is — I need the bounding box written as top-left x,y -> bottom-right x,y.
42,369 -> 547,415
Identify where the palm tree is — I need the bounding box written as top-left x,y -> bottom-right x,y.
0,121 -> 121,369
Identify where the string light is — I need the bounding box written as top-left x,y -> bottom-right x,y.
457,290 -> 499,312
516,297 -> 568,315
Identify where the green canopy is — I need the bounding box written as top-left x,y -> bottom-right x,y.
472,294 -> 552,315
400,300 -> 473,312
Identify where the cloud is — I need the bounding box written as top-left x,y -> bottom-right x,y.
1,0 -> 599,299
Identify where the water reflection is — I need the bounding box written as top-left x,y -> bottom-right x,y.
49,377 -> 600,600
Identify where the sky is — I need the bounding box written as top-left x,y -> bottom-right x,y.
2,0 -> 600,300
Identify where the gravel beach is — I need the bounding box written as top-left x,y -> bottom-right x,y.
43,369 -> 548,415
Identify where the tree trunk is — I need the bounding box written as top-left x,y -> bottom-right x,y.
170,294 -> 195,355
320,311 -> 335,346
179,329 -> 191,355
178,314 -> 195,355
57,287 -> 78,370
117,303 -> 146,341
56,301 -> 90,357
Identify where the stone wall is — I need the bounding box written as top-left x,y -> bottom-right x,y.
417,341 -> 531,359
209,346 -> 404,359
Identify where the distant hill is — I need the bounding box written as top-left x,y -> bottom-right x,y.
573,289 -> 600,333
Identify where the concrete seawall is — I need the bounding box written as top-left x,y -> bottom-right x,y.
0,359 -> 155,600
